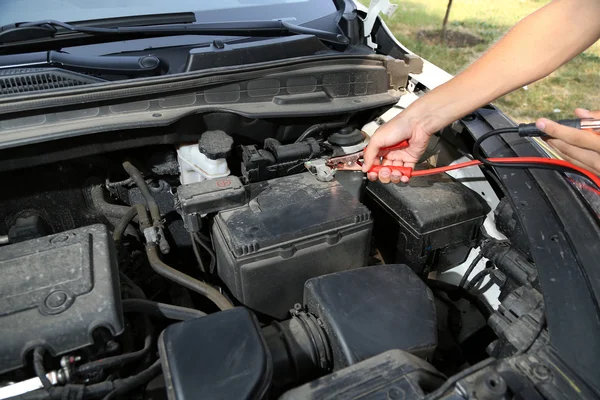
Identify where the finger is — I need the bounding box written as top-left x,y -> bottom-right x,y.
367,172 -> 378,181
390,160 -> 404,184
537,118 -> 600,153
362,136 -> 383,172
378,166 -> 391,184
554,147 -> 600,176
575,108 -> 590,118
575,108 -> 600,119
547,139 -> 600,176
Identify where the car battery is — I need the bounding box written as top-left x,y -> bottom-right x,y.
212,172 -> 373,319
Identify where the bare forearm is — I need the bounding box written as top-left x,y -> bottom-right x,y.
405,0 -> 600,131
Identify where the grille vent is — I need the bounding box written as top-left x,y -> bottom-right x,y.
0,68 -> 105,95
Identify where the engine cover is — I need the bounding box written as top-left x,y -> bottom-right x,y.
0,224 -> 123,373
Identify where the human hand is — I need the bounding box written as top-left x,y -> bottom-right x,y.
362,113 -> 436,183
537,108 -> 600,176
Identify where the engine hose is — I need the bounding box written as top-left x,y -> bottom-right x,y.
113,204 -> 152,243
122,161 -> 170,254
465,268 -> 495,292
122,299 -> 206,320
75,316 -> 153,375
32,348 -> 51,390
459,252 -> 484,289
192,233 -> 216,274
425,279 -> 493,319
15,360 -> 162,400
88,183 -> 131,218
145,244 -> 233,311
294,121 -> 347,143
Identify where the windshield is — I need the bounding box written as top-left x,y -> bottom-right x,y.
0,0 -> 336,26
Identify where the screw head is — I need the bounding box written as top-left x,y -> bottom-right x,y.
45,291 -> 68,309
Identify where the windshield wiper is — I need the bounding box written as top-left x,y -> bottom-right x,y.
0,19 -> 348,47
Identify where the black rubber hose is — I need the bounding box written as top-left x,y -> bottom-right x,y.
75,317 -> 153,375
89,183 -> 132,219
459,252 -> 484,289
33,348 -> 51,390
122,299 -> 206,320
119,272 -> 147,300
193,233 -> 216,273
113,204 -> 151,243
425,279 -> 494,319
122,161 -> 169,254
425,358 -> 496,400
146,244 -> 233,311
465,268 -> 494,292
122,162 -> 161,223
111,359 -> 162,396
295,121 -> 347,143
15,360 -> 161,399
190,233 -> 206,273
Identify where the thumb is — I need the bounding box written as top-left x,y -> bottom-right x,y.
362,139 -> 382,172
536,118 -> 561,138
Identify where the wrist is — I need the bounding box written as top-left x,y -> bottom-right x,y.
398,102 -> 447,137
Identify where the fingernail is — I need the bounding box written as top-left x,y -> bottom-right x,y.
391,171 -> 401,178
380,170 -> 390,178
536,120 -> 546,130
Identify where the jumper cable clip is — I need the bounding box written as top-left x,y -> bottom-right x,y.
325,140 -> 410,171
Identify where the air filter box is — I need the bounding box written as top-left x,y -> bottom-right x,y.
366,173 -> 490,275
0,224 -> 123,373
212,173 -> 372,319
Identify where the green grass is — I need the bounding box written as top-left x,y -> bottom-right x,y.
366,0 -> 600,122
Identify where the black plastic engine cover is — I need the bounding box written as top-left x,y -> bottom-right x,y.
304,265 -> 437,370
280,350 -> 444,400
159,307 -> 272,400
0,224 -> 123,373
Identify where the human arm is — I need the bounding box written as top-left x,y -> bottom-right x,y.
363,0 -> 600,183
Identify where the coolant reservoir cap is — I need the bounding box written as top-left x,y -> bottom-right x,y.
198,130 -> 234,160
328,127 -> 365,146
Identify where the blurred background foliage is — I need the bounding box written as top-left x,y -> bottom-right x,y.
363,0 -> 600,122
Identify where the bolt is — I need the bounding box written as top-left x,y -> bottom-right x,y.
387,387 -> 404,399
532,364 -> 551,380
106,340 -> 119,353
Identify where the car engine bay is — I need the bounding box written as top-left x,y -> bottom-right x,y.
0,96 -> 554,400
